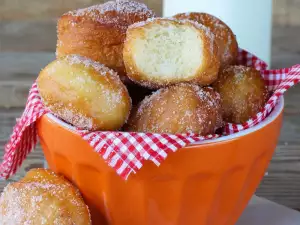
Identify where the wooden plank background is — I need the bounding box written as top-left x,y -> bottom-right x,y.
273,0 -> 300,26
0,0 -> 300,209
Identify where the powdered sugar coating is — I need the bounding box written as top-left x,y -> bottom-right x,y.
192,85 -> 221,108
65,54 -> 120,79
52,103 -> 94,130
214,65 -> 268,124
66,0 -> 155,25
127,83 -> 223,134
223,64 -> 252,74
71,0 -> 153,15
129,17 -> 167,28
0,169 -> 91,225
129,17 -> 215,41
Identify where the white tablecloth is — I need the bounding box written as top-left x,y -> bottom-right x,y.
237,196 -> 300,225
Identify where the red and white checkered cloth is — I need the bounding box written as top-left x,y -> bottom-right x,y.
1,49 -> 300,180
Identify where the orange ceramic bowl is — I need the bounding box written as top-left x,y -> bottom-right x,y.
37,97 -> 284,225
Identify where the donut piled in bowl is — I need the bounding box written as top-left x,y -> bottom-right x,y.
37,0 -> 268,135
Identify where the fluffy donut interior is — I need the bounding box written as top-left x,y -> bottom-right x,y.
132,23 -> 203,79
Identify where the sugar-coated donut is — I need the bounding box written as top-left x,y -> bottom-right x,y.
37,55 -> 131,131
174,12 -> 238,69
213,65 -> 268,124
56,0 -> 155,79
123,18 -> 220,88
126,83 -> 223,135
0,169 -> 91,225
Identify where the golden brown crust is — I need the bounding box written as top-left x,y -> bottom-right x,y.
123,18 -> 220,88
213,65 -> 268,124
37,55 -> 132,131
56,0 -> 155,79
174,12 -> 239,69
125,83 -> 223,135
0,169 -> 91,225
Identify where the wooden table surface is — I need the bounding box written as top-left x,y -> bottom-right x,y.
0,26 -> 300,209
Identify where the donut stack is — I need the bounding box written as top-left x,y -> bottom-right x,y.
37,0 -> 268,136
0,1 -> 272,224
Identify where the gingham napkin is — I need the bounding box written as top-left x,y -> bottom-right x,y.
1,50 -> 300,180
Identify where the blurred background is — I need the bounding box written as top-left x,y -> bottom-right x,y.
0,0 -> 300,209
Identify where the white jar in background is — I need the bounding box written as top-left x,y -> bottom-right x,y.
163,0 -> 272,67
